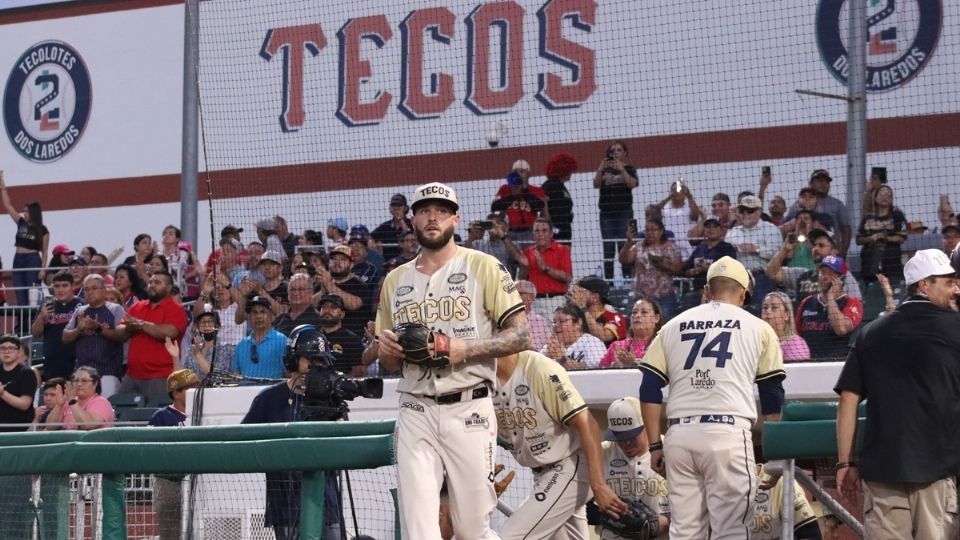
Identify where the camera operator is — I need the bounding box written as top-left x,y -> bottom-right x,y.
241,326 -> 343,540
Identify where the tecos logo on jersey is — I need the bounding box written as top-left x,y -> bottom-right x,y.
816,0 -> 941,92
3,41 -> 92,162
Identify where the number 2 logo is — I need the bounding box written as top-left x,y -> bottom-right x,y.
681,331 -> 733,369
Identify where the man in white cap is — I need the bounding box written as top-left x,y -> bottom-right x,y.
639,256 -> 785,539
369,181 -> 531,539
595,397 -> 670,539
835,249 -> 960,539
492,159 -> 549,245
725,195 -> 783,310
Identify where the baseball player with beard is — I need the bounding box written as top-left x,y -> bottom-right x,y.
493,350 -> 627,539
599,398 -> 670,539
639,256 -> 785,539
369,182 -> 530,539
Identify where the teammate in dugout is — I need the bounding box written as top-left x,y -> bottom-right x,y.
596,397 -> 670,540
750,464 -> 820,540
493,350 -> 627,538
368,182 -> 531,539
639,256 -> 786,539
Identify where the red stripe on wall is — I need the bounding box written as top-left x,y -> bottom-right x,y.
10,112 -> 960,212
0,0 -> 182,25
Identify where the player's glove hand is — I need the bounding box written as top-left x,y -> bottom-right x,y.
493,464 -> 515,498
394,322 -> 451,369
586,498 -> 660,540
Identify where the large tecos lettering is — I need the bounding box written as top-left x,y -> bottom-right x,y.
261,1 -> 597,130
464,1 -> 525,115
259,24 -> 327,132
399,7 -> 456,119
536,0 -> 597,108
336,15 -> 394,126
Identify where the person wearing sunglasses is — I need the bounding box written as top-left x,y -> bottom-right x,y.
231,295 -> 286,379
725,195 -> 783,311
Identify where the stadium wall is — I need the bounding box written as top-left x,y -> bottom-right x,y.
0,0 -> 956,273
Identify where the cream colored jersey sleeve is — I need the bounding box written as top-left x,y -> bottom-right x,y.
493,351 -> 586,469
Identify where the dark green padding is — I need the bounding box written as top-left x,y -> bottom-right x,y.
763,418 -> 866,459
0,421 -> 395,447
780,401 -> 867,422
101,474 -> 127,540
0,434 -> 394,475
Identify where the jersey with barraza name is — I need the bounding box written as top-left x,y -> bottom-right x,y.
640,301 -> 784,422
492,350 -> 587,468
599,442 -> 669,540
751,469 -> 817,540
376,246 -> 524,396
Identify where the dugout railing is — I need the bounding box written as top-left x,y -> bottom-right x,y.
763,401 -> 868,539
0,421 -> 395,540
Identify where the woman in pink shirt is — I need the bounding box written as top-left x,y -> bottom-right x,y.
600,298 -> 663,368
45,366 -> 116,430
761,291 -> 810,362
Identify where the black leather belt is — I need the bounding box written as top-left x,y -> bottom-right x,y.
536,292 -> 565,298
423,386 -> 489,405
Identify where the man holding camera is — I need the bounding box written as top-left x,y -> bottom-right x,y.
491,160 -> 548,246
465,213 -> 523,276
242,326 -> 342,540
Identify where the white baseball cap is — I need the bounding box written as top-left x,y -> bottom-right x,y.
604,397 -> 645,441
411,182 -> 459,213
512,159 -> 531,171
904,249 -> 956,286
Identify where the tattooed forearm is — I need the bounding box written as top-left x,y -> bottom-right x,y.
466,310 -> 530,361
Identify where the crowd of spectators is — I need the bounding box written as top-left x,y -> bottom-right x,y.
0,154 -> 951,418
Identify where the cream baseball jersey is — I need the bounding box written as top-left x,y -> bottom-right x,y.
493,350 -> 587,468
750,470 -> 817,539
640,301 -> 784,421
599,443 -> 669,540
376,246 -> 524,395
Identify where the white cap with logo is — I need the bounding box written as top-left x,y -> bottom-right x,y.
904,249 -> 956,286
604,397 -> 645,441
411,182 -> 459,213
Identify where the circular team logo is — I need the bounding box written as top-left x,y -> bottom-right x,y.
3,41 -> 92,162
816,0 -> 941,92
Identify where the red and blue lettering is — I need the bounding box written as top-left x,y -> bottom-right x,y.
535,0 -> 596,109
398,8 -> 456,120
336,15 -> 393,126
464,1 -> 525,115
259,24 -> 327,132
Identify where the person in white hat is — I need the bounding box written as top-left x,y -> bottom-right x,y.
594,397 -> 670,539
835,249 -> 960,539
639,256 -> 785,539
371,181 -> 531,539
492,158 -> 549,245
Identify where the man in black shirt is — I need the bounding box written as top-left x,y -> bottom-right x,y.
371,193 -> 413,260
0,334 -> 36,540
315,246 -> 370,336
31,271 -> 83,380
835,249 -> 960,538
317,294 -> 363,376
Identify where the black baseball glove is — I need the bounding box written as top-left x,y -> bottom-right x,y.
394,322 -> 451,369
586,498 -> 660,540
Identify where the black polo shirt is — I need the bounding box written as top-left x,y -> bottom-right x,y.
834,297 -> 960,483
